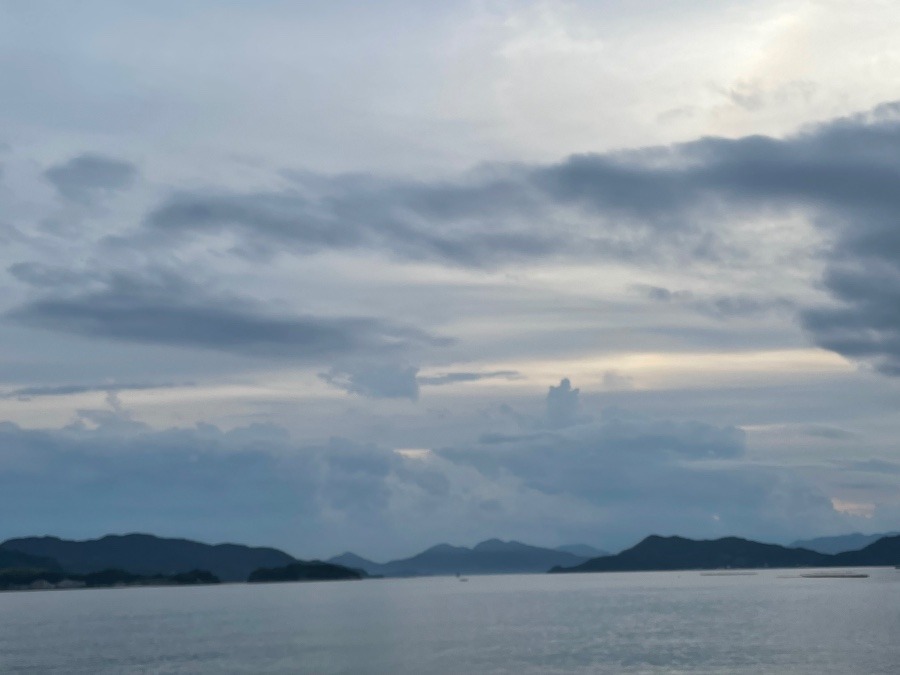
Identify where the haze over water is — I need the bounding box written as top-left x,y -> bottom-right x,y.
2,570 -> 897,674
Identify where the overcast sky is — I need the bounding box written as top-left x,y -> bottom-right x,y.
2,0 -> 900,560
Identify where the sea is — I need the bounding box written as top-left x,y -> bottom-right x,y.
1,568 -> 897,674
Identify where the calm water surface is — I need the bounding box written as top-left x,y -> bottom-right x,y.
1,568 -> 898,674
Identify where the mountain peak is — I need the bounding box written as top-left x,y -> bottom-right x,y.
473,538 -> 507,551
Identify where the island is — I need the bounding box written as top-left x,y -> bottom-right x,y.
247,561 -> 362,583
549,534 -> 900,573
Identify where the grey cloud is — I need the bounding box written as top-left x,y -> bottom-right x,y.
794,425 -> 857,441
2,381 -> 190,400
44,153 -> 137,204
844,459 -> 900,475
436,385 -> 843,544
139,179 -> 560,267
320,363 -> 421,400
702,295 -> 794,319
0,417 -> 416,550
802,263 -> 900,374
545,378 -> 583,429
417,370 -> 520,386
320,367 -> 522,400
0,384 -> 848,556
601,370 -> 633,390
6,270 -> 447,360
719,80 -> 816,113
637,285 -> 694,303
8,262 -> 99,288
117,103 -> 900,376
637,284 -> 794,319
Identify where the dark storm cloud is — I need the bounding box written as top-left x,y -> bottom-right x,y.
801,264 -> 900,374
124,102 -> 900,375
73,100 -> 900,374
132,102 -> 900,268
6,270 -> 447,360
2,381 -> 189,400
44,153 -> 137,204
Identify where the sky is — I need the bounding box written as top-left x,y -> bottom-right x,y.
2,0 -> 900,561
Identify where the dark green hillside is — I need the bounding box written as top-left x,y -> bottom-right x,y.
0,548 -> 60,572
0,534 -> 296,582
551,535 -> 831,573
833,535 -> 900,566
248,561 -> 362,583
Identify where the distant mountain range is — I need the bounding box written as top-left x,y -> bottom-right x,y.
550,534 -> 900,573
4,532 -> 897,588
0,534 -> 324,582
555,544 -> 610,558
790,532 -> 900,555
328,539 -> 591,576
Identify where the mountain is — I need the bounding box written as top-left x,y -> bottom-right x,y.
790,532 -> 900,555
555,544 -> 609,558
833,535 -> 900,566
0,534 -> 297,582
550,535 -> 831,573
328,552 -> 388,577
330,539 -> 588,577
0,548 -> 61,572
0,567 -> 220,591
248,561 -> 362,583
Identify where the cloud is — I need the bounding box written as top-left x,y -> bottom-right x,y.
545,377 -> 582,429
8,262 -> 99,289
802,263 -> 900,375
98,102 -> 900,379
0,379 -> 854,555
2,381 -> 190,400
320,363 -> 421,400
44,154 -> 137,204
417,370 -> 521,386
136,178 -> 562,267
636,284 -> 794,319
20,102 -> 900,377
436,382 -> 843,544
320,367 -> 522,400
6,270 -> 448,360
843,459 -> 900,475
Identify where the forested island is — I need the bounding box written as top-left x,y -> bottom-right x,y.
0,534 -> 360,591
549,534 -> 900,573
